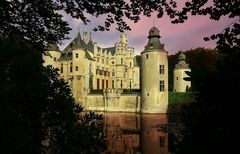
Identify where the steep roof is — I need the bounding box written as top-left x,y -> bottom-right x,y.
62,32 -> 95,53
102,47 -> 116,56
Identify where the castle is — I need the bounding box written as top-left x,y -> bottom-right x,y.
43,27 -> 190,114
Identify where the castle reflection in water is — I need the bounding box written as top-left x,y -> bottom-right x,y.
102,112 -> 168,154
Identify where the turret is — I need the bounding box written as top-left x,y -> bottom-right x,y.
173,52 -> 191,92
42,43 -> 61,68
141,27 -> 168,113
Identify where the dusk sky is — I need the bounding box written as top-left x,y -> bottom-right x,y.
59,11 -> 233,55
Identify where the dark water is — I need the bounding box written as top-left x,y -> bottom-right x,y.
102,112 -> 168,154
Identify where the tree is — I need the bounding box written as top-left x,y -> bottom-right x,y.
1,0 -> 238,50
0,38 -> 106,154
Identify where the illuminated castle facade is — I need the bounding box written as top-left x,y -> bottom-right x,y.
43,27 -> 169,113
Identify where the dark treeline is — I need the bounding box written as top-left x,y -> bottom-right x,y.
168,45 -> 240,153
168,48 -> 219,92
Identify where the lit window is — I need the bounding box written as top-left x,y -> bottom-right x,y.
159,65 -> 164,74
75,53 -> 78,58
160,80 -> 164,91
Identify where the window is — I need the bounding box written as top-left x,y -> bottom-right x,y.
106,80 -> 108,88
102,59 -> 104,64
112,70 -> 115,76
75,53 -> 78,58
159,65 -> 164,74
97,79 -> 100,89
54,57 -> 56,61
160,80 -> 164,91
176,77 -> 178,80
130,62 -> 132,68
75,66 -> 78,71
97,57 -> 99,62
112,61 -> 114,65
146,54 -> 148,59
61,63 -> 63,73
112,80 -> 114,88
121,58 -> 123,64
102,79 -> 104,89
106,60 -> 108,64
120,80 -> 123,89
70,62 -> 72,73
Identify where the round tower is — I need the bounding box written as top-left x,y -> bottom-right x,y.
173,52 -> 191,92
141,27 -> 168,113
42,43 -> 61,68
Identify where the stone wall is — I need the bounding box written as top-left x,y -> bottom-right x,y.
84,89 -> 141,112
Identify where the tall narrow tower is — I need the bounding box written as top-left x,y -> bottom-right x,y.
173,52 -> 191,92
141,27 -> 168,113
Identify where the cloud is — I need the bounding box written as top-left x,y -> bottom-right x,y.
59,9 -> 234,55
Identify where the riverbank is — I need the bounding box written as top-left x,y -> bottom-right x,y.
168,92 -> 198,114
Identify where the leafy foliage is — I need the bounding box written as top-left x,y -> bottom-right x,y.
0,38 -> 106,154
1,0 -> 238,50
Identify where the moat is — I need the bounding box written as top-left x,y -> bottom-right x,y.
102,112 -> 168,154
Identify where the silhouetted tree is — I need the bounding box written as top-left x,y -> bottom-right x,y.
0,38 -> 106,154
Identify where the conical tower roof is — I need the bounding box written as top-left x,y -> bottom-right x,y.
72,32 -> 85,50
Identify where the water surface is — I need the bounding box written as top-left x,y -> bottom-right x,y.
102,112 -> 168,154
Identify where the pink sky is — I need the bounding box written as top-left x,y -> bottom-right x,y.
60,11 -> 233,55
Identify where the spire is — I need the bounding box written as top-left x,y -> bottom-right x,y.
89,31 -> 92,42
72,31 -> 84,49
144,27 -> 164,51
120,33 -> 128,45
